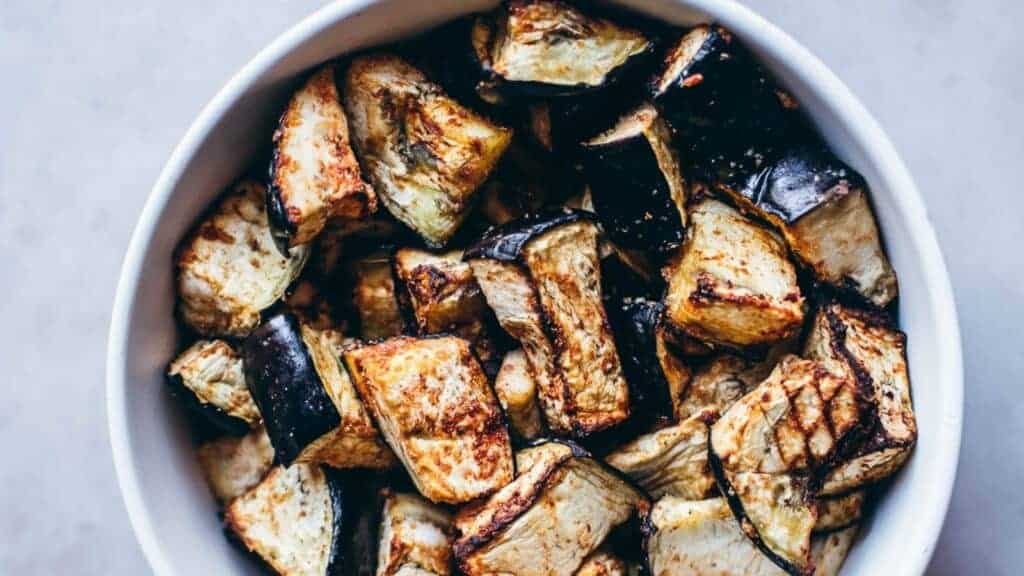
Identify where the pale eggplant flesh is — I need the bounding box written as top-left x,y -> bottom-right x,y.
167,339 -> 261,436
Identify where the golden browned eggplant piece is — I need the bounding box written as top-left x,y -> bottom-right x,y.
663,198 -> 804,350
709,355 -> 870,575
195,426 -> 275,505
486,0 -> 651,97
718,146 -> 898,307
392,248 -> 502,367
493,349 -> 545,440
268,64 -> 376,249
348,251 -> 404,341
810,525 -> 858,576
575,550 -> 626,576
804,301 -> 916,495
343,54 -> 513,246
465,212 -> 630,437
176,180 -> 309,337
673,342 -> 795,420
343,336 -> 513,504
377,491 -> 454,576
814,490 -> 865,533
581,103 -> 687,254
604,413 -> 716,501
168,339 -> 261,435
453,441 -> 646,576
243,314 -> 395,469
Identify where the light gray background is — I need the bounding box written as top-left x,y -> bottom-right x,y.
0,0 -> 1019,573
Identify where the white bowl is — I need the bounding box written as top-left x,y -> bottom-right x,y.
107,1 -> 963,574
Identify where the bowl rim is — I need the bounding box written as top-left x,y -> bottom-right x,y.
106,1 -> 963,574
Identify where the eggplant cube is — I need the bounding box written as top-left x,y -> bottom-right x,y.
493,349 -> 545,440
488,0 -> 651,96
167,339 -> 261,434
196,426 -> 275,505
349,251 -> 405,341
453,441 -> 645,576
709,356 -> 868,575
605,414 -> 715,501
645,497 -> 786,576
269,64 -> 376,248
466,212 -> 630,436
720,146 -> 898,307
392,248 -> 501,365
225,464 -> 347,576
176,180 -> 309,337
377,492 -> 454,576
663,198 -> 804,349
343,336 -> 513,504
243,314 -> 394,469
343,54 -> 512,246
804,302 -> 916,495
581,103 -> 687,254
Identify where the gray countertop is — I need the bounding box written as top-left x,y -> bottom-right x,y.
1,1 -> 1019,573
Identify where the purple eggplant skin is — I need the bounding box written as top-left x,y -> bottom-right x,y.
266,158 -> 298,257
463,209 -> 595,262
609,299 -> 676,426
166,372 -> 251,437
242,313 -> 341,466
324,469 -> 390,576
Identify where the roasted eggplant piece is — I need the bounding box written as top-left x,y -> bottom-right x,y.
477,142 -> 561,226
312,215 -> 403,277
268,64 -> 376,249
804,302 -> 916,495
243,314 -> 394,469
493,349 -> 545,440
708,356 -> 869,575
581,103 -> 687,253
811,525 -> 858,576
348,251 -> 404,341
604,414 -> 716,501
453,440 -> 646,576
225,464 -> 349,576
649,24 -> 795,182
644,497 -> 786,575
392,248 -> 503,367
167,339 -> 261,435
343,54 -> 513,246
284,278 -> 344,332
575,550 -> 626,576
377,491 -> 454,576
466,211 -> 630,437
343,336 -> 513,504
718,145 -> 898,306
814,490 -> 865,533
176,180 -> 309,337
663,198 -> 804,350
673,343 -> 795,420
486,0 -> 651,97
196,426 -> 275,505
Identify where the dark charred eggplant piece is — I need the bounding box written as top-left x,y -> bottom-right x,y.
377,491 -> 454,575
284,278 -> 344,333
176,180 -> 309,337
486,0 -> 652,97
662,198 -> 804,350
644,496 -> 788,575
720,145 -> 898,307
708,356 -> 871,575
454,440 -> 647,576
435,14 -> 511,115
225,464 -> 351,576
581,103 -> 687,253
343,54 -> 513,247
465,211 -> 630,437
196,426 -> 275,505
804,302 -> 916,495
343,336 -> 513,504
243,313 -> 393,469
477,141 -> 569,226
347,251 -> 404,341
167,339 -> 261,436
268,64 -> 376,250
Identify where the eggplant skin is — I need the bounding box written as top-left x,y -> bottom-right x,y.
176,180 -> 310,337
268,64 -> 376,250
167,339 -> 260,436
343,54 -> 513,247
463,209 -> 594,262
242,313 -> 341,466
488,0 -> 652,97
582,103 -> 687,254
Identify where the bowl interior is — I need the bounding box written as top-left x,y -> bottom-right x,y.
108,1 -> 962,574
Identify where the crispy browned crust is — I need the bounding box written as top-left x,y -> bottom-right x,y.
270,65 -> 376,247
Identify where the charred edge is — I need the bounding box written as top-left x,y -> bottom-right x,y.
265,161 -> 296,257
707,443 -> 814,576
165,372 -> 251,437
324,469 -> 349,576
463,210 -> 595,262
388,248 -> 422,336
823,304 -> 884,462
